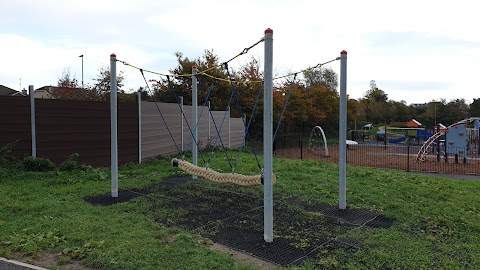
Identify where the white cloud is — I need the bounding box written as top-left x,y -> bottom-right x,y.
0,0 -> 478,103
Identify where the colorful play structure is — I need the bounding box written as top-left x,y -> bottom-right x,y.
416,117 -> 480,163
381,119 -> 432,144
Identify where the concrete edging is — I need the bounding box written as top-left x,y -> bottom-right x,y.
0,258 -> 48,270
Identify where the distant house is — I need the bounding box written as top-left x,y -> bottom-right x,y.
0,85 -> 27,96
34,86 -> 57,99
390,119 -> 423,128
35,86 -> 90,99
411,103 -> 427,108
362,124 -> 373,130
406,119 -> 422,128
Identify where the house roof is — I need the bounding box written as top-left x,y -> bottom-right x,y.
406,119 -> 422,127
0,85 -> 18,96
362,124 -> 373,128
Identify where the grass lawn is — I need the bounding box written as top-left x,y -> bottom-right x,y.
1,151 -> 480,269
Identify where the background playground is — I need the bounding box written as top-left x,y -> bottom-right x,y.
348,118 -> 480,162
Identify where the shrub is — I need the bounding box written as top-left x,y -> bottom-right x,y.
0,141 -> 20,167
59,153 -> 79,171
59,153 -> 91,171
23,156 -> 56,172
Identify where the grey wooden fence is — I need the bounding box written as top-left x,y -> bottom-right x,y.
141,101 -> 245,161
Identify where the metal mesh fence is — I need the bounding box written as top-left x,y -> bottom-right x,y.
274,134 -> 480,175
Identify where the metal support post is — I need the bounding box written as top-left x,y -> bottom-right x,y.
110,53 -> 118,198
339,50 -> 348,210
263,28 -> 274,242
192,67 -> 198,179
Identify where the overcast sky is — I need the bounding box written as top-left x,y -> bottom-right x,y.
1,0 -> 478,104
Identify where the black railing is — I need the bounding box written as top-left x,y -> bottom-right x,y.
273,134 -> 480,175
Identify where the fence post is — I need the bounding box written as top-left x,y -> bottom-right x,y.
407,145 -> 410,172
137,91 -> 142,164
263,28 -> 274,243
300,136 -> 303,160
339,50 -> 348,210
110,53 -> 118,198
29,85 -> 36,157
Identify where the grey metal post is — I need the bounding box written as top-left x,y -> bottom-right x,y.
137,91 -> 142,164
29,85 -> 36,157
339,50 -> 348,209
79,55 -> 84,89
110,53 -> 118,198
180,96 -> 184,152
192,66 -> 198,179
263,28 -> 274,242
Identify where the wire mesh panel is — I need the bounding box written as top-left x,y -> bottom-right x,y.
274,135 -> 480,176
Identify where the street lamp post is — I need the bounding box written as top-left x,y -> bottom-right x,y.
79,55 -> 84,89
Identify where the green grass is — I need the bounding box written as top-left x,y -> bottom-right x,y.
1,152 -> 480,269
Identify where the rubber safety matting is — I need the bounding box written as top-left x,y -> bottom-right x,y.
85,176 -> 394,266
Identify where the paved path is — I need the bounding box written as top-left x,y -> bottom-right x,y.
0,258 -> 47,270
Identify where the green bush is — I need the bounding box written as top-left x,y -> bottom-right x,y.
23,156 -> 56,172
59,153 -> 91,171
59,153 -> 79,171
0,141 -> 20,167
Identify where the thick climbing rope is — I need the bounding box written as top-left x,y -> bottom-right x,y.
172,158 -> 276,186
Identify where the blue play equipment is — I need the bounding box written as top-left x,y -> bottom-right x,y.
417,130 -> 433,141
388,131 -> 408,144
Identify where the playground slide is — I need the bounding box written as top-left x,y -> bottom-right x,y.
388,132 -> 408,144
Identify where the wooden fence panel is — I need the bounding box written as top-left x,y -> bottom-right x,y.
230,118 -> 246,148
141,101 -> 245,162
35,99 -> 138,167
141,102 -> 182,160
0,96 -> 31,159
0,96 -> 138,167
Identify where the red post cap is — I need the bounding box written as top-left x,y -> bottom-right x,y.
192,65 -> 198,69
341,50 -> 347,54
110,53 -> 116,58
265,28 -> 273,33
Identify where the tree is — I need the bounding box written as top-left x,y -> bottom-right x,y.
57,68 -> 79,88
302,66 -> 338,90
54,68 -> 100,100
93,66 -> 125,93
470,98 -> 480,117
440,99 -> 469,125
359,81 -> 389,123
